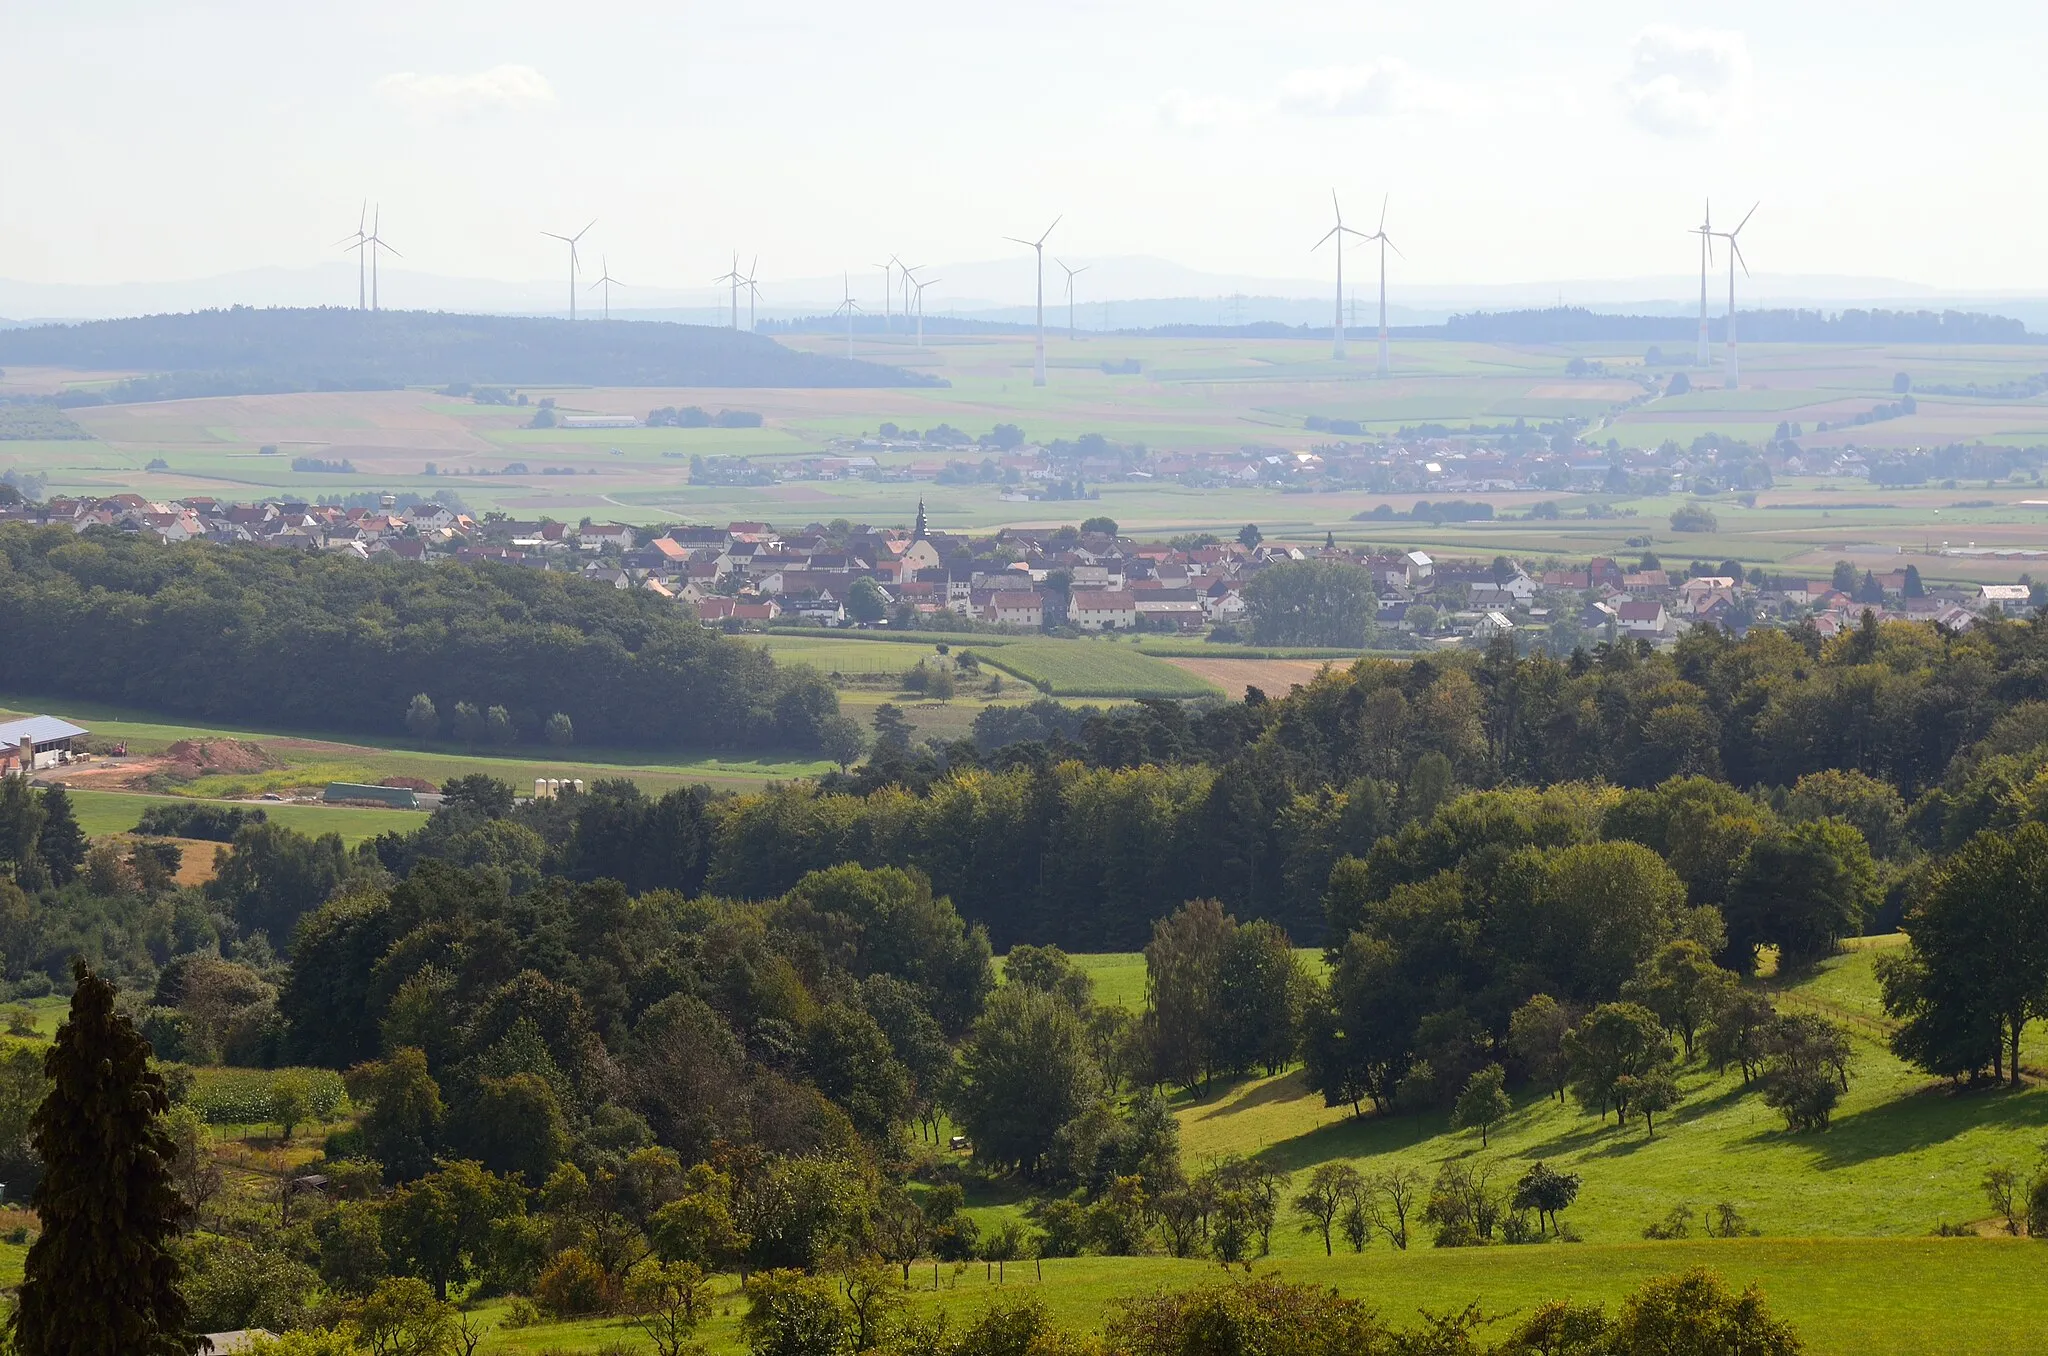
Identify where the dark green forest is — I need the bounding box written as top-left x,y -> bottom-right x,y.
0,307 -> 938,395
0,611 -> 2044,1346
0,525 -> 842,753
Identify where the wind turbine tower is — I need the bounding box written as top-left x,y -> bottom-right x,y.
1312,192 -> 1367,362
833,275 -> 863,359
874,259 -> 896,335
1711,204 -> 1758,389
1057,260 -> 1090,341
365,206 -> 400,311
713,254 -> 745,329
1371,196 -> 1402,379
1692,200 -> 1714,369
336,204 -> 368,310
588,257 -> 626,321
911,274 -> 939,350
1005,217 -> 1060,386
541,220 -> 596,319
744,256 -> 762,332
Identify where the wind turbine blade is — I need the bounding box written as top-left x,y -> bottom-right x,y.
1004,236 -> 1035,248
1330,188 -> 1342,224
1383,237 -> 1405,260
1037,215 -> 1062,245
1732,241 -> 1749,277
542,232 -> 570,243
378,240 -> 403,257
575,219 -> 597,241
1733,202 -> 1758,235
1312,226 -> 1340,250
1378,193 -> 1388,234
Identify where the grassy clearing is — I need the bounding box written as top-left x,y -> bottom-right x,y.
0,693 -> 832,796
64,788 -> 422,845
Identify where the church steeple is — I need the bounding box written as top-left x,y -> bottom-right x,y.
913,499 -> 928,542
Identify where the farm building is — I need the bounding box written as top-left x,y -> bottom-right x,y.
0,715 -> 90,775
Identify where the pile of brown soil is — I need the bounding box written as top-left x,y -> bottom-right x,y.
161,739 -> 273,775
379,776 -> 438,793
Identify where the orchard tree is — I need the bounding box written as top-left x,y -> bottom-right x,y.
1452,1064 -> 1512,1147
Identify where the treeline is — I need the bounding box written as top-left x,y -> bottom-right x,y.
0,306 -> 937,396
0,525 -> 842,753
1427,305 -> 2037,345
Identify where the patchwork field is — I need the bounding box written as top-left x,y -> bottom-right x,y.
7,332 -> 2047,586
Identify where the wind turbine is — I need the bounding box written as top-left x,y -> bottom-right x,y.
910,274 -> 940,350
335,203 -> 368,310
712,253 -> 745,329
896,260 -> 923,325
365,206 -> 400,312
1005,216 -> 1060,386
1710,203 -> 1758,389
1691,200 -> 1714,369
1370,196 -> 1402,379
873,259 -> 895,335
541,219 -> 596,319
1056,259 -> 1090,341
588,257 -> 626,321
743,256 -> 762,332
833,274 -> 863,359
1312,192 -> 1368,362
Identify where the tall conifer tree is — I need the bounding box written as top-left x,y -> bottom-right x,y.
12,960 -> 194,1356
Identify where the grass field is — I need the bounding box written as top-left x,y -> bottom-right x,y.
452,1237 -> 2045,1354
1005,945 -> 2048,1245
9,333 -> 2048,589
63,787 -> 421,845
0,693 -> 831,800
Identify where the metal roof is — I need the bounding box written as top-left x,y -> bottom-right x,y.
0,716 -> 89,746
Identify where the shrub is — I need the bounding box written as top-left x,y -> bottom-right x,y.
536,1247 -> 611,1317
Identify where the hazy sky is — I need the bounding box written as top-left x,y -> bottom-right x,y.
4,0 -> 2042,293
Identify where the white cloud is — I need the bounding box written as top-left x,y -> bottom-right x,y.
1156,89 -> 1261,133
1619,27 -> 1750,137
1275,59 -> 1452,118
376,64 -> 556,115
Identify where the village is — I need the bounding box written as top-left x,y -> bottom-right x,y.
3,489 -> 2035,652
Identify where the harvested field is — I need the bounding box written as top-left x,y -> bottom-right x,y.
1159,655 -> 1344,696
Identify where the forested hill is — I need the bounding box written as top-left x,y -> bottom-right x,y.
0,524 -> 845,753
0,307 -> 938,398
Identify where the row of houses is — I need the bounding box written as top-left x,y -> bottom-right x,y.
6,493 -> 2035,645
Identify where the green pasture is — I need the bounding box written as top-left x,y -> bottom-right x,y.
63,788 -> 420,845
0,693 -> 831,795
454,1238 -> 2044,1355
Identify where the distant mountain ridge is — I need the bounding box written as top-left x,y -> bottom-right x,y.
0,306 -> 938,394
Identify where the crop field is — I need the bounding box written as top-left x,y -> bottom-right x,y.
1158,655 -> 1346,697
7,333 -> 2047,585
976,639 -> 1222,698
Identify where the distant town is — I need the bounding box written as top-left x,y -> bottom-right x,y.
5,489 -> 2038,651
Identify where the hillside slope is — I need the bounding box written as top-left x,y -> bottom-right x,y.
0,307 -> 937,393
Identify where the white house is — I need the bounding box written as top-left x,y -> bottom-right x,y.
1068,589 -> 1137,631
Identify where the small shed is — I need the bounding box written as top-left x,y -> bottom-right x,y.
0,715 -> 90,775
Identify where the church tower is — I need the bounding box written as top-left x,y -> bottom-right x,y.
913,499 -> 929,542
